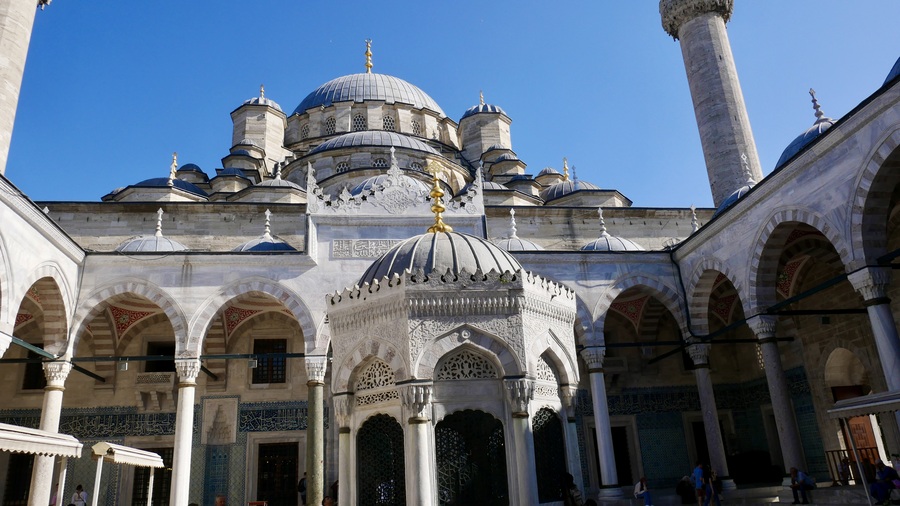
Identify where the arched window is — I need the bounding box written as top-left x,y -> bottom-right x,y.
409,162 -> 423,172
300,124 -> 309,140
353,114 -> 367,131
324,117 -> 336,135
532,408 -> 566,502
372,158 -> 388,169
335,162 -> 351,173
411,120 -> 421,136
383,116 -> 396,132
358,414 -> 406,505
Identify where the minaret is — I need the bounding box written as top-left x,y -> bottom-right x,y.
0,1 -> 49,175
660,0 -> 763,207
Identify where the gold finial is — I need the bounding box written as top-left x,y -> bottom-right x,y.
480,90 -> 485,106
562,157 -> 569,181
365,39 -> 373,74
426,161 -> 452,233
260,84 -> 265,99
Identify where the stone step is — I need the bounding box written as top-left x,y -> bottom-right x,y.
593,484 -> 874,506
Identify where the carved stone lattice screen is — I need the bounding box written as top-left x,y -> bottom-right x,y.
435,410 -> 508,505
435,349 -> 498,380
357,414 -> 406,506
532,407 -> 566,503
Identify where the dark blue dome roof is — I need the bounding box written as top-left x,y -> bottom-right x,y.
885,56 -> 900,86
713,183 -> 755,217
308,131 -> 439,156
178,163 -> 203,173
294,73 -> 445,117
233,235 -> 297,252
775,117 -> 835,169
461,103 -> 507,120
217,167 -> 250,179
133,178 -> 208,197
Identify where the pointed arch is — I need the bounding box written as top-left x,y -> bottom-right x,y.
687,260 -> 747,336
573,295 -> 595,345
69,280 -> 188,357
851,126 -> 900,266
18,261 -> 74,327
593,273 -> 687,343
188,277 -> 316,356
18,268 -> 71,353
334,338 -> 407,393
748,207 -> 852,311
527,329 -> 578,387
415,324 -> 523,380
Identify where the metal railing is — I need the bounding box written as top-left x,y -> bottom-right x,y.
824,447 -> 880,485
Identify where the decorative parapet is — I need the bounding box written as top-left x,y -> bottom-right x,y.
660,0 -> 733,39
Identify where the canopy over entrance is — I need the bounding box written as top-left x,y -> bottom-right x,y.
91,442 -> 164,468
827,390 -> 900,419
0,422 -> 82,457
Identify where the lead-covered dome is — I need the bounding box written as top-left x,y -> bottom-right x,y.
358,231 -> 521,285
540,179 -> 600,203
581,208 -> 644,252
885,56 -> 900,86
117,235 -> 188,253
293,73 -> 445,117
308,131 -> 439,156
775,90 -> 835,169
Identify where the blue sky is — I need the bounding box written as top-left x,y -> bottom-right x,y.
6,1 -> 900,208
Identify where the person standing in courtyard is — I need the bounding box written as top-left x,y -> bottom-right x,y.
692,462 -> 705,506
70,485 -> 87,506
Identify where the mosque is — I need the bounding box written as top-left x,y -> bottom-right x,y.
1,1 -> 900,505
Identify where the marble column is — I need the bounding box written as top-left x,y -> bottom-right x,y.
332,393 -> 353,506
579,348 -> 622,499
400,382 -> 435,506
28,360 -> 71,506
505,378 -> 538,506
747,316 -> 805,475
848,267 -> 900,432
171,358 -> 200,506
561,385 -> 585,494
305,355 -> 327,506
687,342 -> 734,489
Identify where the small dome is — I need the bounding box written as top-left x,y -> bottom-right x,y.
461,103 -> 507,120
178,163 -> 203,173
776,91 -> 836,169
229,149 -> 253,157
537,167 -> 560,177
117,235 -> 188,253
235,138 -> 261,148
494,153 -> 519,163
350,173 -> 430,196
233,235 -> 296,252
540,179 -> 600,202
294,73 -> 445,117
216,167 -> 251,179
133,177 -> 209,197
308,131 -> 439,156
243,93 -> 282,112
257,178 -> 304,191
482,181 -> 508,190
581,208 -> 644,252
494,209 -> 543,252
713,183 -> 755,217
358,231 -> 522,286
885,56 -> 900,86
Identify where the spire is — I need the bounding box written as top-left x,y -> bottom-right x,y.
562,157 -> 570,181
597,207 -> 610,237
390,146 -> 397,168
426,161 -> 452,233
571,165 -> 578,183
479,90 -> 485,106
364,39 -> 373,74
508,208 -> 518,238
809,88 -> 827,123
155,208 -> 164,237
168,152 -> 178,187
260,84 -> 265,99
263,209 -> 272,239
273,162 -> 282,181
690,205 -> 699,233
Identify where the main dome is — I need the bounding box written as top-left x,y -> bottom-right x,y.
358,231 -> 521,286
293,73 -> 446,117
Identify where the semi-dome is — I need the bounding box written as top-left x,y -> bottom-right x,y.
133,177 -> 209,198
775,90 -> 835,169
308,131 -> 439,156
885,56 -> 900,86
461,103 -> 507,120
493,209 -> 544,252
358,231 -> 521,286
351,173 -> 430,196
233,235 -> 296,252
117,235 -> 188,253
581,208 -> 644,252
294,73 -> 445,117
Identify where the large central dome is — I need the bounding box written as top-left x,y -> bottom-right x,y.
293,73 -> 445,117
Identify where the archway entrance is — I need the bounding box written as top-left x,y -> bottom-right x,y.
357,414 -> 406,506
435,410 -> 508,505
533,407 -> 566,502
825,348 -> 884,473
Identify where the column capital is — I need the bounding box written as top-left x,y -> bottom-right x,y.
399,383 -> 433,423
305,355 -> 328,385
660,0 -> 733,39
333,393 -> 354,430
848,266 -> 892,303
747,315 -> 777,340
686,341 -> 710,367
505,378 -> 534,417
580,347 -> 606,373
560,385 -> 579,418
42,360 -> 71,388
174,358 -> 201,384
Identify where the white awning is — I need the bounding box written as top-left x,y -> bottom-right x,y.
91,442 -> 164,468
827,390 -> 900,419
0,423 -> 82,458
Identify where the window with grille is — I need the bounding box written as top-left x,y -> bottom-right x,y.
383,116 -> 395,132
373,158 -> 388,168
252,339 -> 287,384
300,124 -> 309,140
132,448 -> 173,506
257,443 -> 298,505
410,162 -> 423,171
411,120 -> 421,136
145,342 -> 175,373
324,117 -> 336,135
21,345 -> 46,390
353,114 -> 367,131
336,162 -> 351,173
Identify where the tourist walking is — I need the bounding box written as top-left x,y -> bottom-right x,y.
70,484 -> 87,506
